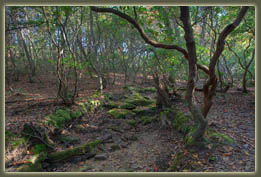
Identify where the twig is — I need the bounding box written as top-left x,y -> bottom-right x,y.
21,131 -> 55,150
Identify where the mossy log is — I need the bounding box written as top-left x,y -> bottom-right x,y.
120,103 -> 136,110
125,92 -> 155,106
17,152 -> 47,172
108,108 -> 135,119
47,140 -> 102,163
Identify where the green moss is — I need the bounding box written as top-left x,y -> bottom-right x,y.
46,108 -> 83,129
103,101 -> 119,109
123,86 -> 137,92
132,108 -> 146,116
104,93 -> 113,100
148,101 -> 157,110
48,140 -> 101,163
126,99 -> 153,106
60,136 -> 81,144
125,119 -> 137,127
32,144 -> 47,154
139,116 -> 157,125
208,132 -> 234,144
17,152 -> 47,172
108,108 -> 135,119
172,111 -> 193,135
209,156 -> 217,162
125,91 -> 154,106
91,91 -> 103,98
10,137 -> 26,150
120,103 -> 136,110
85,99 -> 101,112
184,126 -> 197,146
70,110 -> 83,119
108,125 -> 124,133
142,87 -> 156,92
78,102 -> 88,113
87,139 -> 102,150
185,135 -> 193,146
46,109 -> 72,129
56,109 -> 71,119
5,131 -> 26,149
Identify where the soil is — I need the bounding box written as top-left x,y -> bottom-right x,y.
5,74 -> 255,172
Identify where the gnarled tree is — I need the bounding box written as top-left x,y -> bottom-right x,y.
90,6 -> 249,144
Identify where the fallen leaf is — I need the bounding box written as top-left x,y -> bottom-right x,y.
244,151 -> 250,156
208,144 -> 213,149
223,152 -> 232,156
202,159 -> 207,164
228,146 -> 233,151
192,153 -> 198,159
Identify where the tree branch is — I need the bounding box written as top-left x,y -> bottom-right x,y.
90,6 -> 209,74
90,6 -> 188,56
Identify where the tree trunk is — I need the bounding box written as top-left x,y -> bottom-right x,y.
242,68 -> 248,93
90,10 -> 104,92
180,7 -> 208,143
16,14 -> 35,82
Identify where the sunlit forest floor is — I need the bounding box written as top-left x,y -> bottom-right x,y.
5,73 -> 255,172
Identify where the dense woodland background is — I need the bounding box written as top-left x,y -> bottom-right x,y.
5,6 -> 255,172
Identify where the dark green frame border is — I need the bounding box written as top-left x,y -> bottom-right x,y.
0,0 -> 259,177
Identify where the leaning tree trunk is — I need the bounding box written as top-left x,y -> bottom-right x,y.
180,6 -> 249,143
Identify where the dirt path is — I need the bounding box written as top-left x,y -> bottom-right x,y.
69,127 -> 183,172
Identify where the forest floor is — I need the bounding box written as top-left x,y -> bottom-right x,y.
5,74 -> 255,172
